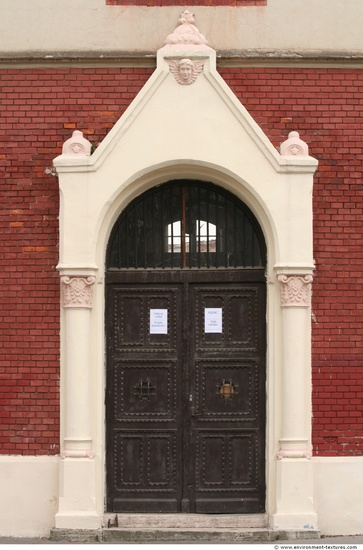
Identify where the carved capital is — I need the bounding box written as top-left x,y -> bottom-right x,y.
278,274 -> 313,307
61,276 -> 96,308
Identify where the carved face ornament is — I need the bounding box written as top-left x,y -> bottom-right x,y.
168,58 -> 205,85
179,59 -> 193,82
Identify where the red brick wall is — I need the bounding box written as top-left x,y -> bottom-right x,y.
0,66 -> 362,456
220,67 -> 363,456
0,68 -> 153,455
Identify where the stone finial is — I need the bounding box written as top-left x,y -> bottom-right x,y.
280,131 -> 309,157
163,10 -> 211,51
62,130 -> 92,156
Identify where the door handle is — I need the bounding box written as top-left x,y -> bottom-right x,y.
190,394 -> 202,417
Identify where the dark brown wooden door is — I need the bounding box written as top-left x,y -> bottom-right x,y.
106,270 -> 266,514
106,280 -> 183,512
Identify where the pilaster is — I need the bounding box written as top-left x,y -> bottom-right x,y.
55,273 -> 101,530
272,272 -> 318,531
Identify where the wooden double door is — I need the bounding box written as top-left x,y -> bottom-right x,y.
106,269 -> 266,514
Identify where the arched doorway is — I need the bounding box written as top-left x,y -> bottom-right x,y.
53,27 -> 318,530
105,180 -> 267,514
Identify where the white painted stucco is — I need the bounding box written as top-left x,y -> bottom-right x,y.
0,456 -> 59,537
1,456 -> 362,537
314,457 -> 363,537
0,0 -> 363,57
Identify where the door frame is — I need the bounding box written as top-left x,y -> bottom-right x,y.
54,162 -> 316,530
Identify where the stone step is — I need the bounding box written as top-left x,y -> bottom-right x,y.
102,527 -> 276,543
50,523 -> 321,544
103,513 -> 268,530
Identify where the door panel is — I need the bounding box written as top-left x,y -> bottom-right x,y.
112,290 -> 179,353
106,273 -> 265,514
107,285 -> 183,512
189,283 -> 265,513
193,287 -> 260,351
197,360 -> 257,418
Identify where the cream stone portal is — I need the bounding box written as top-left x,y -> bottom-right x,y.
53,13 -> 318,533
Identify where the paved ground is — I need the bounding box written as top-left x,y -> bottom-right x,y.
1,536 -> 363,545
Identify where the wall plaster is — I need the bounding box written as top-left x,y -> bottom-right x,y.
1,0 -> 363,60
1,456 -> 362,537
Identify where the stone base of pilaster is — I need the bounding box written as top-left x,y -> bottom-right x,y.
55,457 -> 101,530
271,458 -> 318,531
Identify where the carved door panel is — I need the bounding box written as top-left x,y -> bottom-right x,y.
188,282 -> 266,513
106,284 -> 183,512
106,273 -> 265,513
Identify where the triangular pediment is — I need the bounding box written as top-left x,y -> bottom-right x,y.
54,11 -> 316,180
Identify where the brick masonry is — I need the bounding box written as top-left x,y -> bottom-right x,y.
0,66 -> 362,456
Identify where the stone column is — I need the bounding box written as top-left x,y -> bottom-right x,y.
272,273 -> 318,533
61,275 -> 95,457
55,274 -> 100,530
277,273 -> 313,458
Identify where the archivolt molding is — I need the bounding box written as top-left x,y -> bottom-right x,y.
277,274 -> 313,308
61,275 -> 96,308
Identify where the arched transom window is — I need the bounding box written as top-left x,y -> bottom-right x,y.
107,180 -> 266,269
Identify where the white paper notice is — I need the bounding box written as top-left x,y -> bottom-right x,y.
204,308 -> 222,333
150,309 -> 168,334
